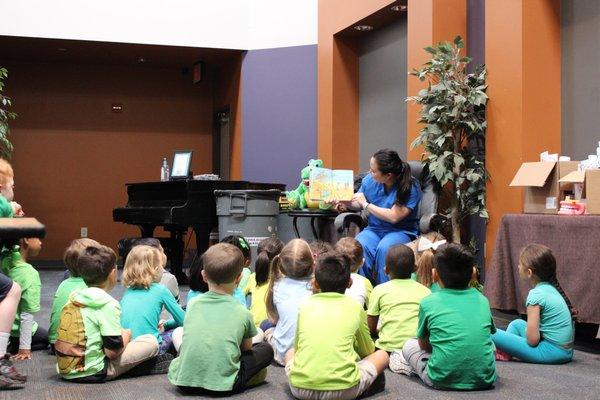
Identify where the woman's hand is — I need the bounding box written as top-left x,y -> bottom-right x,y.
352,193 -> 368,209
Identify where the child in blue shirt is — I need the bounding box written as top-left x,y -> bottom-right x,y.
120,245 -> 185,355
492,244 -> 575,364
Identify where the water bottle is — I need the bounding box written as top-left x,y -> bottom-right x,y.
160,157 -> 170,181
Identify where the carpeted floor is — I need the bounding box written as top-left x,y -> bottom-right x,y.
2,270 -> 599,400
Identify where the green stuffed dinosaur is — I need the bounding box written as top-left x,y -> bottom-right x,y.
286,159 -> 332,210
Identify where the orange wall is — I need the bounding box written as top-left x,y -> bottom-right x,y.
406,0 -> 467,161
5,61 -> 214,259
319,0 -> 467,168
485,0 -> 561,262
318,0 -> 394,170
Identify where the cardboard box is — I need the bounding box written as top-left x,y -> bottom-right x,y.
510,161 -> 579,214
559,169 -> 600,214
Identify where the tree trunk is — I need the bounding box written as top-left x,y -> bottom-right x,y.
450,202 -> 461,244
451,131 -> 462,243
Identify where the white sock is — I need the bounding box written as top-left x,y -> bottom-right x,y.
0,331 -> 9,357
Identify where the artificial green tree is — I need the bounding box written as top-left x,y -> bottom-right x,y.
407,36 -> 488,244
0,67 -> 16,159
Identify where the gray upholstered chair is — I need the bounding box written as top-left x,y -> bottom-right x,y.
334,160 -> 447,237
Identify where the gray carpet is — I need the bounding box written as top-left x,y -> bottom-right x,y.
2,270 -> 599,400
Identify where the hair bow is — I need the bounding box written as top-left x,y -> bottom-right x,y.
417,237 -> 446,252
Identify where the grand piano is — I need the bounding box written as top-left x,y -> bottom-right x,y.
113,180 -> 285,281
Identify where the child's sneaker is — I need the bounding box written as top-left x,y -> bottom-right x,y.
0,354 -> 27,388
389,350 -> 414,376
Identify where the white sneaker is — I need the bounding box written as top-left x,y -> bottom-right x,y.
389,350 -> 415,376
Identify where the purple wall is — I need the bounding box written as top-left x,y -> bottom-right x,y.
467,0 -> 485,67
241,45 -> 318,189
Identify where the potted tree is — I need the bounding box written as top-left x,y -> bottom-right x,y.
0,67 -> 16,158
407,36 -> 488,244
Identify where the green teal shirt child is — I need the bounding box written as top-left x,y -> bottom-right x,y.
417,288 -> 496,390
526,282 -> 573,347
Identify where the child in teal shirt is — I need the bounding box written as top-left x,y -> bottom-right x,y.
402,243 -> 496,390
120,245 -> 185,354
492,244 -> 574,364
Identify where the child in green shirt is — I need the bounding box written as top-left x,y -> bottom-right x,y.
56,245 -> 162,382
168,243 -> 274,394
2,237 -> 48,359
48,238 -> 100,351
367,244 -> 430,373
402,243 -> 496,390
286,252 -> 389,400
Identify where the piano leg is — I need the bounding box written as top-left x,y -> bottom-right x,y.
168,230 -> 187,284
140,225 -> 155,238
193,224 -> 212,255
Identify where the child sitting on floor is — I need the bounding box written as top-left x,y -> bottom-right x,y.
367,244 -> 430,374
286,252 -> 389,400
49,238 -> 100,353
245,237 -> 283,326
168,243 -> 274,395
407,232 -> 446,292
492,244 -> 575,364
120,245 -> 185,355
264,239 -> 314,366
129,238 -> 180,304
0,275 -> 26,388
401,243 -> 496,390
309,240 -> 333,260
220,235 -> 253,306
335,237 -> 373,308
56,245 -> 161,382
2,237 -> 48,358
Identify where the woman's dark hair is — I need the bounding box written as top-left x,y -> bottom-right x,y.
519,244 -> 577,321
220,235 -> 251,262
255,237 -> 284,286
373,149 -> 413,205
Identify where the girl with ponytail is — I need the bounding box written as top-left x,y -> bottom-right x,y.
492,244 -> 575,364
335,149 -> 422,284
264,239 -> 314,365
244,237 -> 283,326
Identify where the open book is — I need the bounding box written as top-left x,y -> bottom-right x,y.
309,167 -> 354,202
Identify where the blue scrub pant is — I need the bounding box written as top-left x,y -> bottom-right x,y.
492,319 -> 572,364
355,228 -> 414,285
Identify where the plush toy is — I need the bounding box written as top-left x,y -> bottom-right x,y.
286,159 -> 331,210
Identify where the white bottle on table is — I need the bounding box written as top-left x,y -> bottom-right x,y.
161,157 -> 170,181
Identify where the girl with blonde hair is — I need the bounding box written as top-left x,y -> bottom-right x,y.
120,245 -> 185,355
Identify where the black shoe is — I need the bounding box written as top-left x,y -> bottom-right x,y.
125,353 -> 174,377
0,354 -> 27,389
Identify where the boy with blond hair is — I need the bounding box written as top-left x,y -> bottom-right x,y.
169,243 -> 274,394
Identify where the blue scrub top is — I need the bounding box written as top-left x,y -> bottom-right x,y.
358,174 -> 422,236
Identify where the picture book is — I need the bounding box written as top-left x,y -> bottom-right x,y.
309,167 -> 354,202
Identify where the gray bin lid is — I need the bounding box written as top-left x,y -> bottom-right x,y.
214,189 -> 281,199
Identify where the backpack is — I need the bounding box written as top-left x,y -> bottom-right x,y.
55,301 -> 87,375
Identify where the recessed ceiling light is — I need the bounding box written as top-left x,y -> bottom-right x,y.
138,57 -> 146,63
354,25 -> 373,32
57,48 -> 67,52
391,5 -> 407,12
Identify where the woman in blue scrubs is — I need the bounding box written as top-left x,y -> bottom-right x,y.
336,149 -> 421,284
